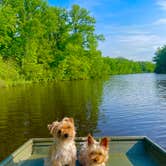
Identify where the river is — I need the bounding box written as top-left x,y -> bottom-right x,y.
0,73 -> 166,160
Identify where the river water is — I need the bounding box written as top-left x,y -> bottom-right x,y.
0,73 -> 166,160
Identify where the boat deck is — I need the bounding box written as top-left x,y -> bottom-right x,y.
20,153 -> 158,166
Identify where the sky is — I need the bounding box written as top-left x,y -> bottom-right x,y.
48,0 -> 166,61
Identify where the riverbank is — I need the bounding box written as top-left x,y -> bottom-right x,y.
0,56 -> 155,88
0,79 -> 33,88
0,72 -> 155,88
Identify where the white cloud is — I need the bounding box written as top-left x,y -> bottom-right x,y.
98,24 -> 166,61
96,24 -> 152,36
154,18 -> 166,25
117,34 -> 162,45
156,0 -> 166,10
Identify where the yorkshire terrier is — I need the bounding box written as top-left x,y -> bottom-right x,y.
45,117 -> 76,166
79,134 -> 109,166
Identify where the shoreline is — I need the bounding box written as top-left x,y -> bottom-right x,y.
0,72 -> 157,88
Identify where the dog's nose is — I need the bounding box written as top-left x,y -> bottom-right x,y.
58,130 -> 61,135
93,159 -> 97,162
64,133 -> 68,138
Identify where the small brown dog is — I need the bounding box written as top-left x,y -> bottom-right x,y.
79,134 -> 109,166
45,117 -> 76,166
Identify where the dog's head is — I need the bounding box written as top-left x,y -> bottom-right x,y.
87,134 -> 109,166
48,117 -> 75,141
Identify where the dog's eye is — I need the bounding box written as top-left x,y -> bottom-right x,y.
98,152 -> 102,156
67,126 -> 71,129
90,152 -> 95,155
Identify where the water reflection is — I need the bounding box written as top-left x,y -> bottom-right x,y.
155,74 -> 166,100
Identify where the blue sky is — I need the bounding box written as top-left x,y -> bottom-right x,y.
48,0 -> 166,61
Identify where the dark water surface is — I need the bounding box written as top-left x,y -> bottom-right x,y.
0,73 -> 166,160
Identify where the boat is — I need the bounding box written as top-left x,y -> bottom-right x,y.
0,136 -> 165,166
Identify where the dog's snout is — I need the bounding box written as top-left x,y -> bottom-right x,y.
64,133 -> 68,138
93,158 -> 97,162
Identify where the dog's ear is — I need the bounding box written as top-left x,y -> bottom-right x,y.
100,137 -> 109,150
48,124 -> 52,131
63,117 -> 74,124
68,117 -> 74,124
87,134 -> 95,146
47,121 -> 59,135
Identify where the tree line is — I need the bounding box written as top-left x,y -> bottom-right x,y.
104,57 -> 155,74
0,0 -> 155,85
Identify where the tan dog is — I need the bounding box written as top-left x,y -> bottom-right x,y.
79,134 -> 109,166
45,117 -> 76,166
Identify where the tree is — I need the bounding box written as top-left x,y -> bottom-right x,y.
68,5 -> 104,50
0,3 -> 17,59
153,45 -> 166,73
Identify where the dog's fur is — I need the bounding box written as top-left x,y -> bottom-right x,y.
79,134 -> 109,166
45,117 -> 76,166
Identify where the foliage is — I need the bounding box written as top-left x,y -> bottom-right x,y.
0,0 -> 155,85
0,57 -> 20,82
103,57 -> 155,74
153,45 -> 166,73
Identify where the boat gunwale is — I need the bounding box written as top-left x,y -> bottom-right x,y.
0,139 -> 33,165
0,136 -> 165,165
32,136 -> 146,142
144,136 -> 166,154
32,136 -> 166,154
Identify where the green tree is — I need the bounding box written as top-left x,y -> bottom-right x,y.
0,3 -> 17,60
153,45 -> 166,73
